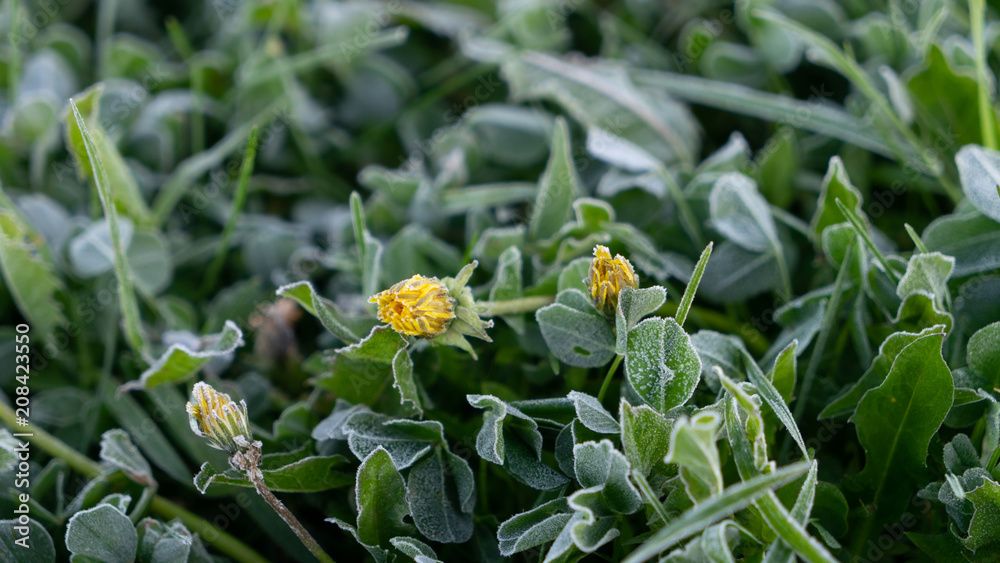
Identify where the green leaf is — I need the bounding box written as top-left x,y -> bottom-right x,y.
666,411 -> 724,502
910,46 -> 1000,150
0,518 -> 55,563
103,384 -> 190,484
956,145 -> 1000,224
625,317 -> 702,413
65,504 -> 138,563
406,448 -> 475,544
343,412 -> 443,470
68,99 -> 147,358
392,349 -> 422,416
963,478 -> 1000,552
120,320 -> 245,392
99,429 -> 154,486
489,245 -> 525,333
810,156 -> 864,247
135,518 -> 193,563
193,453 -> 353,493
709,172 -> 779,254
536,290 -> 617,368
768,341 -> 798,405
468,394 -> 567,490
619,400 -> 673,477
622,461 -> 812,563
615,286 -> 667,354
277,280 -> 374,344
465,39 -> 698,165
390,536 -> 442,563
358,448 -> 415,548
497,498 -> 572,556
820,325 -> 946,419
530,117 -> 580,242
0,187 -> 67,342
967,321 -> 1000,389
573,439 -> 642,514
692,330 -> 807,457
631,70 -> 896,162
568,391 -> 620,434
896,252 -> 955,308
923,211 -> 1000,277
851,331 -> 953,530
548,485 -> 620,560
62,85 -> 152,225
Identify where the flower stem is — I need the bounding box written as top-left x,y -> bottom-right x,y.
597,355 -> 624,404
0,398 -> 267,563
246,467 -> 336,563
476,295 -> 555,317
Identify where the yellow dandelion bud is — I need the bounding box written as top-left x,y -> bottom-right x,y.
369,275 -> 456,338
587,245 -> 638,316
186,382 -> 255,456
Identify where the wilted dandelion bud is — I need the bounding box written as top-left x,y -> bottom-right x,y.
186,382 -> 257,459
369,275 -> 456,338
587,245 -> 638,316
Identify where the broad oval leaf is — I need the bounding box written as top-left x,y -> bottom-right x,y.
625,317 -> 702,413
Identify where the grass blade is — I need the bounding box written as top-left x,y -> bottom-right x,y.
970,0 -> 998,150
676,242 -> 713,328
622,461 -> 810,563
202,127 -> 259,294
69,100 -> 148,359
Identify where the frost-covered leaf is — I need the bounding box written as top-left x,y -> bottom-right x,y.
809,156 -> 864,246
956,145 -> 1000,223
896,252 -> 954,309
468,394 -> 567,490
120,320 -> 244,391
537,290 -> 617,368
666,411 -> 724,502
406,448 -> 475,543
277,280 -> 375,344
343,412 -> 443,470
0,188 -> 67,342
390,536 -> 442,563
63,84 -> 152,224
615,286 -> 667,354
99,429 -> 154,486
625,317 -> 701,413
65,504 -> 138,563
573,440 -> 642,514
963,477 -> 1000,552
620,400 -> 673,477
709,172 -> 779,253
358,448 -> 415,548
489,245 -> 525,333
193,452 -> 353,493
497,498 -> 572,556
923,211 -> 1000,277
967,321 -> 1000,389
135,518 -> 193,563
465,39 -> 699,165
568,391 -> 620,434
392,349 -> 422,416
0,518 -> 54,563
530,117 -> 579,242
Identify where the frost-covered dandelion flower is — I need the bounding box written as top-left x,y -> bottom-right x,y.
186,382 -> 255,456
370,274 -> 456,338
587,245 -> 638,316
